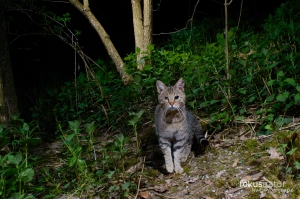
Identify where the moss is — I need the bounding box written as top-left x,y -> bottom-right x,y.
227,146 -> 236,152
146,168 -> 159,178
262,140 -> 279,149
244,139 -> 259,152
170,186 -> 178,193
183,165 -> 191,174
214,179 -> 226,187
228,177 -> 240,187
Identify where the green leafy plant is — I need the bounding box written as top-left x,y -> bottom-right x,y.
0,118 -> 41,199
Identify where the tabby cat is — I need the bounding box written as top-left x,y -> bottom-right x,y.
154,78 -> 209,173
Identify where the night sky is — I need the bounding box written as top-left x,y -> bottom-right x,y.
5,0 -> 286,118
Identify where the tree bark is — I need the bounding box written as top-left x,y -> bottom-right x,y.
224,0 -> 231,99
131,0 -> 144,52
69,0 -> 132,85
131,0 -> 153,70
143,0 -> 153,52
0,2 -> 19,124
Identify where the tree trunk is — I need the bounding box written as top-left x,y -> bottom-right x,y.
131,0 -> 144,52
0,2 -> 19,124
143,0 -> 152,52
69,0 -> 133,85
131,0 -> 153,70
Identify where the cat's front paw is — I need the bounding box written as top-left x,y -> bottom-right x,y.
166,163 -> 174,173
175,166 -> 184,174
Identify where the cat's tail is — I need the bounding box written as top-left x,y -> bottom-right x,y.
199,136 -> 209,146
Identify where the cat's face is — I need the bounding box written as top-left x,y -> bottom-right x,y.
156,78 -> 186,113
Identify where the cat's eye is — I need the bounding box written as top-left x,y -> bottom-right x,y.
165,97 -> 168,100
174,96 -> 179,100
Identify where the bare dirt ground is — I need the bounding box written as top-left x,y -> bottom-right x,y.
137,131 -> 300,199
53,123 -> 300,199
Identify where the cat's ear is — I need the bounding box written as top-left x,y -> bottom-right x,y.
175,78 -> 184,92
156,80 -> 167,94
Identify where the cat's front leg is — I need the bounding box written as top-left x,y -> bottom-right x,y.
173,148 -> 184,174
159,138 -> 174,173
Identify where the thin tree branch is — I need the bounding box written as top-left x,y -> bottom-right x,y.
153,0 -> 200,35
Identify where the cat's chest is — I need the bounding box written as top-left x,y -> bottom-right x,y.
160,122 -> 187,137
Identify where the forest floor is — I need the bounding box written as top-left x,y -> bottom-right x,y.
50,119 -> 300,199
129,120 -> 300,199
138,132 -> 298,199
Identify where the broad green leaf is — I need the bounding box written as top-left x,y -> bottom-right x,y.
19,138 -> 41,146
264,124 -> 273,130
276,91 -> 289,102
65,133 -> 76,142
235,116 -> 244,121
69,157 -> 77,167
267,62 -> 279,69
43,194 -> 56,199
84,122 -> 95,133
284,78 -> 295,86
296,86 -> 300,92
238,60 -> 247,66
188,100 -> 195,109
265,114 -> 274,121
24,195 -> 36,199
63,183 -> 70,189
23,123 -> 30,131
287,147 -> 298,155
295,161 -> 300,170
96,170 -> 103,176
277,70 -> 284,77
147,44 -> 154,51
266,94 -> 275,102
20,168 -> 34,182
238,88 -> 246,94
68,120 -> 81,132
262,48 -> 268,55
8,152 -> 22,165
267,79 -> 275,86
143,64 -> 151,71
294,93 -> 300,102
248,96 -> 256,103
122,182 -> 131,190
209,100 -> 220,105
8,193 -> 25,199
107,170 -> 115,179
134,74 -> 142,83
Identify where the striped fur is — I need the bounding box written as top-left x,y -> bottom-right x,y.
154,78 -> 208,173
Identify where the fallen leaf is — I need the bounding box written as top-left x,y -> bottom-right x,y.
260,191 -> 266,198
158,174 -> 164,180
214,133 -> 222,140
268,147 -> 284,160
165,179 -> 172,185
153,184 -> 169,193
240,172 -> 263,184
204,178 -> 213,185
183,189 -> 190,195
251,172 -> 263,181
232,158 -> 239,167
205,197 -> 215,199
216,170 -> 226,178
167,172 -> 175,178
139,191 -> 149,199
182,175 -> 199,183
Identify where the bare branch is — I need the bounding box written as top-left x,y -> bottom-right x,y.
83,0 -> 89,10
153,0 -> 200,35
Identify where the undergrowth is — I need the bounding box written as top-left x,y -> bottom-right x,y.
1,0 -> 300,198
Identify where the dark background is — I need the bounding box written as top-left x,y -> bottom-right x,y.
5,0 -> 286,119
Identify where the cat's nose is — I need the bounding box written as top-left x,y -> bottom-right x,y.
169,101 -> 174,106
